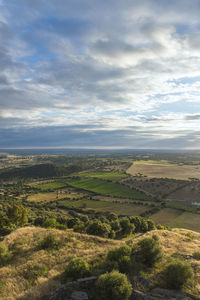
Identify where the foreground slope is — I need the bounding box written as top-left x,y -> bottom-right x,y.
1,227 -> 200,299
0,227 -> 122,300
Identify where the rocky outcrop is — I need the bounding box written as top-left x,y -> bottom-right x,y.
49,276 -> 97,300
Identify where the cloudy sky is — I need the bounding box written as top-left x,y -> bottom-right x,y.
1,0 -> 200,149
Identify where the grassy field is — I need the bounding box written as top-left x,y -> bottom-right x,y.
27,190 -> 84,203
166,181 -> 200,203
127,162 -> 200,180
35,181 -> 67,191
151,208 -> 200,232
170,212 -> 200,232
27,192 -> 65,203
66,178 -> 151,200
151,208 -> 183,225
131,160 -> 173,165
58,198 -> 148,216
78,171 -> 128,181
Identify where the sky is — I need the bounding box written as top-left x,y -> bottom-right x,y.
1,0 -> 200,149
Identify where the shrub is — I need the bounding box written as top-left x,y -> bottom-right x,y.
137,235 -> 162,267
96,270 -> 132,300
147,219 -> 156,231
42,217 -> 57,228
106,245 -> 132,273
193,251 -> 200,260
64,257 -> 90,281
38,233 -> 60,250
24,264 -> 48,284
163,259 -> 194,289
0,242 -> 12,266
107,245 -> 132,261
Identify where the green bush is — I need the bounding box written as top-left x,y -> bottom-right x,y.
0,242 -> 12,266
107,245 -> 132,261
64,257 -> 90,281
42,217 -> 57,228
137,235 -> 162,267
24,264 -> 48,284
96,270 -> 132,300
106,245 -> 132,273
38,233 -> 60,250
193,251 -> 200,260
163,259 -> 194,289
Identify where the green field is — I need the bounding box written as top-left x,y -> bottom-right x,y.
78,171 -> 128,181
170,212 -> 200,232
151,208 -> 183,225
35,181 -> 66,191
151,208 -> 200,232
58,198 -> 148,216
66,178 -> 151,200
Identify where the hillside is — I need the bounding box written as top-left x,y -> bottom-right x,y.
0,227 -> 122,300
1,227 -> 200,299
0,163 -> 81,180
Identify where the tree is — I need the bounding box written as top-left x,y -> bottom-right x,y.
137,235 -> 162,267
120,218 -> 135,236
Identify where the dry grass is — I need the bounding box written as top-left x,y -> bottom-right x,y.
27,190 -> 84,203
127,162 -> 200,180
0,227 -> 122,300
1,227 -> 200,299
131,229 -> 200,296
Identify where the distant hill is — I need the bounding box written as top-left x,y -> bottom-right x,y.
0,163 -> 81,180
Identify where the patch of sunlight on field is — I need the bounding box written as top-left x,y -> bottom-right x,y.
132,160 -> 173,165
27,192 -> 66,202
127,162 -> 200,180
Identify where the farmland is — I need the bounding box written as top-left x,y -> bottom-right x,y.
66,177 -> 152,200
34,181 -> 67,191
78,171 -> 128,181
127,161 -> 200,180
1,150 -> 200,233
57,198 -> 149,216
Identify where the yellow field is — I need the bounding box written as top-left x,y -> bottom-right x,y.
127,162 -> 200,180
27,190 -> 84,203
